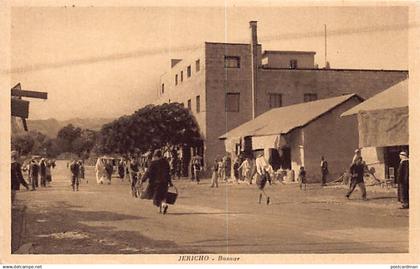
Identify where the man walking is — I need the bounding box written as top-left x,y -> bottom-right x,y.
69,159 -> 80,191
11,151 -> 30,203
320,156 -> 329,186
397,151 -> 409,209
140,150 -> 173,214
29,158 -> 39,191
345,157 -> 367,200
39,158 -> 47,187
129,156 -> 140,197
255,152 -> 272,205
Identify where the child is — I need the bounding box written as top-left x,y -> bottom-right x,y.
298,166 -> 307,190
210,159 -> 219,188
238,158 -> 252,184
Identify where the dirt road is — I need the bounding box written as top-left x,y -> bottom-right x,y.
14,160 -> 408,254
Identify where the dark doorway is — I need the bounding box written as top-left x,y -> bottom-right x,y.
181,146 -> 191,177
269,149 -> 282,170
384,145 -> 409,183
279,146 -> 291,169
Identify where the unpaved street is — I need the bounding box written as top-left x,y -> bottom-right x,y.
15,161 -> 408,254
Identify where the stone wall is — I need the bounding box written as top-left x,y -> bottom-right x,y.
302,96 -> 361,182
256,68 -> 408,117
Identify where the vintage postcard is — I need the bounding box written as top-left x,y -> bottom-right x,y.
1,0 -> 419,265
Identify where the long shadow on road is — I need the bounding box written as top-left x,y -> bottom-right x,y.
21,201 -> 205,254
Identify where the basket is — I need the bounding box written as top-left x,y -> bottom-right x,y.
165,185 -> 178,205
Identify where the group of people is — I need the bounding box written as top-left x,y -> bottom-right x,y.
94,157 -> 116,185
11,151 -> 56,203
211,153 -> 274,205
345,149 -> 409,209
24,155 -> 56,191
117,150 -> 174,214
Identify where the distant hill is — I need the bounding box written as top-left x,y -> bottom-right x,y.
26,117 -> 114,137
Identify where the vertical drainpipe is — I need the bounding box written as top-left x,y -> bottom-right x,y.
249,21 -> 258,119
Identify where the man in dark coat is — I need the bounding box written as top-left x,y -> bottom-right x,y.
39,158 -> 47,187
29,158 -> 40,191
141,150 -> 173,214
345,157 -> 367,200
397,151 -> 409,209
320,156 -> 329,186
118,158 -> 125,179
69,159 -> 80,191
105,159 -> 113,184
129,156 -> 140,197
11,151 -> 30,203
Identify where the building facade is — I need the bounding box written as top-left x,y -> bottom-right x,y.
155,21 -> 408,174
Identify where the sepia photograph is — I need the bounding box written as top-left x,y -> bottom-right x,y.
2,0 -> 419,265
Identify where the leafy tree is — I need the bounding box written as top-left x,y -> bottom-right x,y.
96,103 -> 202,155
72,129 -> 97,157
57,124 -> 82,152
11,133 -> 35,155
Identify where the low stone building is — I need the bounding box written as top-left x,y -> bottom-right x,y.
153,21 -> 407,176
341,79 -> 408,182
220,94 -> 363,182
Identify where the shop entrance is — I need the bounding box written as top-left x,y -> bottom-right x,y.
384,145 -> 409,183
279,146 -> 291,170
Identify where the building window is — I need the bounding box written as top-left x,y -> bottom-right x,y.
196,95 -> 200,113
224,56 -> 240,68
290,59 -> 298,69
269,93 -> 282,108
304,93 -> 318,102
161,83 -> 165,94
181,71 -> 184,82
187,99 -> 191,110
196,59 -> 200,72
175,74 -> 178,85
187,66 -> 191,77
225,93 -> 240,112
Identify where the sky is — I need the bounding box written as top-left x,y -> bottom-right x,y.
9,5 -> 409,120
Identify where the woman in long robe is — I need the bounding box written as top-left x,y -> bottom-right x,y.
140,150 -> 173,214
95,157 -> 106,184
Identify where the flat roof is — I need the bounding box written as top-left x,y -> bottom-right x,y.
260,67 -> 408,73
205,41 -> 261,46
263,50 -> 316,55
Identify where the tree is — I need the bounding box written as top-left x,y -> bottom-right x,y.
96,103 -> 202,155
72,129 -> 97,157
57,124 -> 82,152
11,130 -> 58,157
11,133 -> 35,155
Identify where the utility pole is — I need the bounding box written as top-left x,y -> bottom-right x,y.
324,24 -> 327,68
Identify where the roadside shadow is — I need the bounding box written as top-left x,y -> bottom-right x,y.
16,201 -> 204,254
169,212 -> 246,216
367,196 -> 396,201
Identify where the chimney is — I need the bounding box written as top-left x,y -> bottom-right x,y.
249,21 -> 258,119
250,21 -> 258,46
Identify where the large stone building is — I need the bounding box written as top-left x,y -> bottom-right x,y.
154,21 -> 408,173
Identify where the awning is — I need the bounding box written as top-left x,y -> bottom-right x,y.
251,135 -> 287,150
340,79 -> 409,147
358,107 -> 408,147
